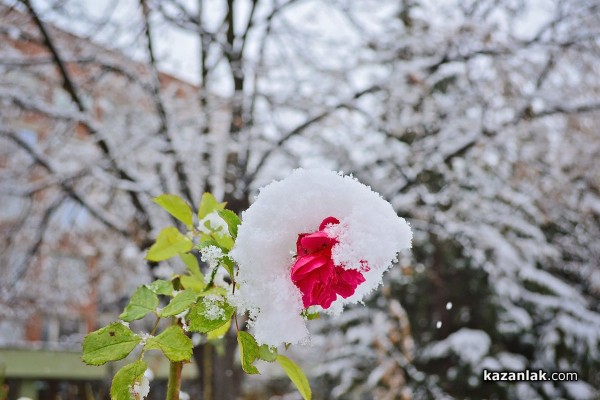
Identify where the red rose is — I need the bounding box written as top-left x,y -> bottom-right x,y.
290,217 -> 366,309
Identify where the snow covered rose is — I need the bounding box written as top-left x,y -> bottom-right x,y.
291,216 -> 366,309
230,169 -> 412,346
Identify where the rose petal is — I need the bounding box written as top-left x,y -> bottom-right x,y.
319,216 -> 340,230
300,231 -> 336,252
291,254 -> 328,281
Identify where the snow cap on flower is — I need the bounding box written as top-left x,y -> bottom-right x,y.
230,169 -> 412,346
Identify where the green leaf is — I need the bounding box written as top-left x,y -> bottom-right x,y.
119,286 -> 159,322
213,233 -> 235,252
188,296 -> 235,333
146,227 -> 193,261
179,274 -> 204,292
180,253 -> 203,280
110,360 -> 147,400
277,355 -> 311,400
206,319 -> 232,340
159,289 -> 198,317
196,237 -> 219,249
220,256 -> 235,277
237,331 -> 260,375
146,279 -> 174,296
258,344 -> 278,362
217,209 -> 241,238
145,326 -> 192,362
198,192 -> 226,220
301,310 -> 320,320
153,194 -> 194,228
82,322 -> 141,366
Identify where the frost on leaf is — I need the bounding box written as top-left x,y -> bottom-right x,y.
187,295 -> 234,333
110,361 -> 147,400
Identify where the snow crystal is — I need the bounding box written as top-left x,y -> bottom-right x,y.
131,374 -> 150,399
200,245 -> 223,271
446,302 -> 453,310
436,321 -> 442,329
176,309 -> 190,331
139,333 -> 151,346
230,168 -> 412,346
202,295 -> 225,320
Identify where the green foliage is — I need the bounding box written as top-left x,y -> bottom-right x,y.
258,344 -> 278,362
82,322 -> 140,366
198,192 -> 226,220
217,209 -> 241,238
145,326 -> 192,363
301,310 -> 320,320
277,355 -> 312,400
212,232 -> 235,251
110,360 -> 147,400
159,289 -> 199,317
146,279 -> 174,296
119,286 -> 159,322
220,255 -> 235,276
237,331 -> 260,374
179,274 -> 204,292
153,194 -> 194,229
206,319 -> 232,340
188,296 -> 235,333
146,227 -> 193,261
81,191 -> 314,400
180,253 -> 203,280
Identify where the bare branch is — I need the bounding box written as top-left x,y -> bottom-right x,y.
249,84 -> 383,182
139,0 -> 194,204
0,127 -> 129,236
20,0 -> 152,232
10,194 -> 66,287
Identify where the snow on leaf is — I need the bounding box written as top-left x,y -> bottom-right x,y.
187,295 -> 234,333
110,361 -> 147,400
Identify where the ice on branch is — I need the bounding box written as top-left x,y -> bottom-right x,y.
230,169 -> 412,346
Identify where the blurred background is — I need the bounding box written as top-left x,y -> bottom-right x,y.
1,0 -> 599,399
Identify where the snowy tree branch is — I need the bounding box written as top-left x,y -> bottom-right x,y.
249,84 -> 383,181
20,0 -> 152,233
0,128 -> 129,236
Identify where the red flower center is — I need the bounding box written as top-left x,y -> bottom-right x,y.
290,217 -> 367,309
